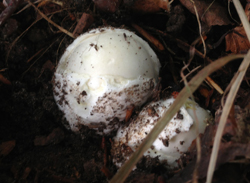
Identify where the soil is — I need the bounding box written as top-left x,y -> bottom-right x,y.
0,0 -> 250,183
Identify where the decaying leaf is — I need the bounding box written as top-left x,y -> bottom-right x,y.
179,0 -> 232,27
169,134 -> 250,182
198,86 -> 214,107
34,128 -> 64,146
0,140 -> 16,157
0,73 -> 11,85
1,18 -> 18,38
225,26 -> 250,53
100,166 -> 113,180
125,173 -> 156,183
129,0 -> 169,14
38,60 -> 55,78
93,0 -> 169,14
93,0 -> 121,13
131,23 -> 165,51
73,13 -> 94,37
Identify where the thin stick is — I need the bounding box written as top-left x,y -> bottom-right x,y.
206,1 -> 250,182
26,48 -> 45,63
205,76 -> 224,94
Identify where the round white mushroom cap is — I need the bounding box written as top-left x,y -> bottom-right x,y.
112,97 -> 212,169
53,27 -> 161,135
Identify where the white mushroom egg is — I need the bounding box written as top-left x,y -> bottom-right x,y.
53,27 -> 161,135
112,97 -> 212,169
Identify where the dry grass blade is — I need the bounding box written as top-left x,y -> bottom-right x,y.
190,0 -> 206,57
6,19 -> 39,65
206,0 -> 250,182
180,47 -> 201,183
27,0 -> 75,38
205,76 -> 224,94
5,8 -> 70,65
109,54 -> 244,183
206,51 -> 250,183
233,0 -> 250,41
15,0 -> 42,15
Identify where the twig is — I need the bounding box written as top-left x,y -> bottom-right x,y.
26,47 -> 45,63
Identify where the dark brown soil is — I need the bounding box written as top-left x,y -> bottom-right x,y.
1,0 -> 250,183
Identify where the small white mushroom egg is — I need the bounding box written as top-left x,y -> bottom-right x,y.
112,97 -> 212,169
53,27 -> 161,135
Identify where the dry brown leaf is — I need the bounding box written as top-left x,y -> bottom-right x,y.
1,18 -> 18,38
126,173 -> 156,183
0,73 -> 11,85
179,0 -> 232,27
93,0 -> 169,14
131,23 -> 165,51
198,86 -> 210,98
93,0 -> 121,13
100,166 -> 113,180
129,0 -> 169,14
21,167 -> 31,180
198,86 -> 214,107
214,106 -> 237,138
0,140 -> 16,157
225,26 -> 250,53
34,128 -> 64,146
169,135 -> 250,182
73,13 -> 94,37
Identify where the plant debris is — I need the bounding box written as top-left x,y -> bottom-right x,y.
0,0 -> 250,183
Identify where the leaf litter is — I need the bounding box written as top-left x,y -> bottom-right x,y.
0,0 -> 250,183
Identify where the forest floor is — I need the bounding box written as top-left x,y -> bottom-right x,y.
0,0 -> 250,182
